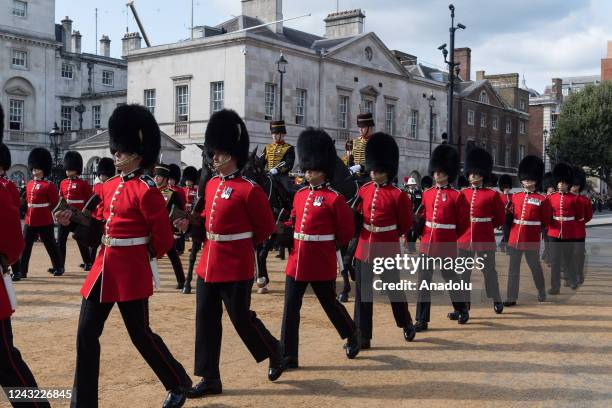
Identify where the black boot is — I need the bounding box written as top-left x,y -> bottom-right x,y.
344,331 -> 361,359
414,321 -> 428,332
403,323 -> 416,342
182,282 -> 192,294
53,268 -> 64,277
503,300 -> 517,307
186,378 -> 222,399
447,310 -> 460,320
494,302 -> 504,314
268,352 -> 288,382
163,387 -> 188,408
11,273 -> 21,282
458,311 -> 470,325
537,290 -> 546,303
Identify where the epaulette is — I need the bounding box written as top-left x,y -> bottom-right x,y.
327,186 -> 340,196
362,181 -> 374,188
139,175 -> 157,188
297,186 -> 308,193
242,176 -> 257,186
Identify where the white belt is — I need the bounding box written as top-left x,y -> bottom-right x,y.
207,231 -> 253,242
102,236 -> 150,247
513,219 -> 541,226
363,223 -> 397,233
28,203 -> 49,208
470,217 -> 492,223
66,199 -> 85,204
554,216 -> 575,221
425,221 -> 456,229
293,232 -> 335,241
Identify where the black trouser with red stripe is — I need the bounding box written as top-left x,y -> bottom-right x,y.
0,318 -> 50,408
194,278 -> 279,380
71,279 -> 190,408
20,224 -> 61,277
281,276 -> 356,360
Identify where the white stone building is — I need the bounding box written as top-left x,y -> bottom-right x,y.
0,0 -> 127,185
125,0 -> 448,182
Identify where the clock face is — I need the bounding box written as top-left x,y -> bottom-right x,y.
365,46 -> 373,61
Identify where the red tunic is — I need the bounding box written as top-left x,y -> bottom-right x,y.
457,187 -> 505,251
93,181 -> 104,199
285,183 -> 354,281
196,174 -> 275,283
0,187 -> 25,319
355,181 -> 412,261
575,194 -> 593,240
418,186 -> 469,257
0,175 -> 20,208
24,179 -> 59,227
183,186 -> 198,212
500,191 -> 513,211
507,191 -> 551,250
546,192 -> 584,240
81,171 -> 175,302
59,177 -> 92,211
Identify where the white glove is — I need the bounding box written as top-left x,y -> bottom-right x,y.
349,164 -> 362,174
270,168 -> 279,175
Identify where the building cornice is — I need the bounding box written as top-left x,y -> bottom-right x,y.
0,29 -> 60,48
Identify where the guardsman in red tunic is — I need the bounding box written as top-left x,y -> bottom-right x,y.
57,151 -> 93,272
278,128 -> 360,368
180,165 -> 200,295
174,109 -> 286,400
56,105 -> 191,408
504,156 -> 551,306
168,164 -> 187,254
20,148 -> 62,278
498,174 -> 513,252
415,144 -> 470,331
571,167 -> 592,286
457,148 -> 505,316
353,132 -> 415,349
547,163 -> 584,293
89,157 -> 115,262
181,166 -> 199,212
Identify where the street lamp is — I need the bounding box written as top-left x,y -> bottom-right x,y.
49,122 -> 64,184
276,52 -> 288,120
543,129 -> 549,171
423,92 -> 436,156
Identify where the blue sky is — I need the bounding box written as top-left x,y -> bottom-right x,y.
56,0 -> 612,93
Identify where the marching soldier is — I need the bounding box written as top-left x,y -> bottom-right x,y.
0,135 -> 23,281
348,112 -> 375,185
89,158 -> 115,261
498,174 -> 513,252
56,104 -> 192,408
540,171 -> 555,265
504,156 -> 550,306
547,163 -> 584,293
181,166 -> 199,212
354,132 -> 416,348
571,167 -> 592,286
404,177 -> 422,253
57,151 -> 93,272
260,120 -> 295,191
415,144 -> 470,331
20,148 -> 63,278
174,109 -> 287,399
168,164 -> 187,255
457,148 -> 505,316
154,164 -> 186,290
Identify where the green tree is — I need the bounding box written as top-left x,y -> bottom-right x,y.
550,81 -> 612,191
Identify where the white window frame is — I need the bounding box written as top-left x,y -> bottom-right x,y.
61,106 -> 72,132
210,81 -> 224,113
61,62 -> 73,79
338,95 -> 349,129
264,83 -> 276,121
519,120 -> 525,134
175,85 -> 189,122
410,110 -> 418,139
506,119 -> 512,134
8,99 -> 24,131
480,113 -> 487,128
362,98 -> 374,114
144,89 -> 156,115
92,105 -> 101,129
519,99 -> 526,111
479,91 -> 489,104
11,50 -> 27,68
295,89 -> 307,126
12,0 -> 27,17
385,104 -> 396,135
102,70 -> 114,87
492,116 -> 498,130
519,144 -> 526,161
467,109 -> 475,126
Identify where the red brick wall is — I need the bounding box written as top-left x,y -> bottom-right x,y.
528,105 -> 543,157
602,58 -> 612,81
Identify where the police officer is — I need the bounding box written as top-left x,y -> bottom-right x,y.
56,105 -> 191,408
21,148 -> 63,278
174,109 -> 287,399
260,120 -> 295,191
571,167 -> 592,286
348,112 -> 375,185
278,128 -> 361,368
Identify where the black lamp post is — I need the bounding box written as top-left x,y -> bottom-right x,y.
276,52 -> 288,120
49,122 -> 64,184
423,92 -> 436,157
543,129 -> 549,171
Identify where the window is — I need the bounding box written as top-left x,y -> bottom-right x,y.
296,89 -> 306,126
12,1 -> 27,17
410,110 -> 418,139
492,116 -> 498,130
519,99 -> 526,111
505,147 -> 511,167
210,82 -> 224,113
519,120 -> 525,134
479,91 -> 489,104
492,146 -> 498,166
338,96 -> 349,129
467,109 -> 475,126
562,87 -> 569,96
505,119 -> 512,134
61,106 -> 72,131
264,83 -> 276,121
551,114 -> 558,129
61,63 -> 73,79
362,99 -> 374,114
8,99 -> 24,130
175,85 -> 189,122
102,70 -> 114,86
144,89 -> 156,115
12,50 -> 27,68
480,113 -> 487,128
385,104 -> 396,135
92,106 -> 101,129
519,144 -> 526,161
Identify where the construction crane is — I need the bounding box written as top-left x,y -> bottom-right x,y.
126,0 -> 151,47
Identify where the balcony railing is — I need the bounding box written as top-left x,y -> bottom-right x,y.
175,122 -> 188,135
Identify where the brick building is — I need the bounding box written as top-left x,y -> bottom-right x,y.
601,41 -> 612,81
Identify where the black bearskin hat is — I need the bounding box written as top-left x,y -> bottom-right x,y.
421,175 -> 433,189
498,174 -> 513,190
465,147 -> 493,180
429,144 -> 459,183
168,163 -> 181,182
63,151 -> 83,174
518,155 -> 544,183
205,109 -> 249,169
553,162 -> 574,185
96,157 -> 115,178
154,163 -> 171,178
572,166 -> 586,191
109,104 -> 161,169
182,166 -> 198,184
457,175 -> 469,189
297,128 -> 337,179
365,132 -> 399,180
28,147 -> 53,177
542,172 -> 554,192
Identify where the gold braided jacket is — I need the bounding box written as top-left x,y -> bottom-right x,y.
264,142 -> 293,172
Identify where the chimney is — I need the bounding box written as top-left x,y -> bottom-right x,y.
454,47 -> 471,81
122,32 -> 142,57
61,16 -> 73,52
551,78 -> 563,102
324,9 -> 365,39
71,30 -> 82,54
475,70 -> 485,81
608,40 -> 612,57
241,0 -> 283,34
99,35 -> 111,57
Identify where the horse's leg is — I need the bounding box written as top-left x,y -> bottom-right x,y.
256,240 -> 272,290
182,239 -> 202,294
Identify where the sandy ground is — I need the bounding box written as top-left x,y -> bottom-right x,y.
3,238 -> 612,408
